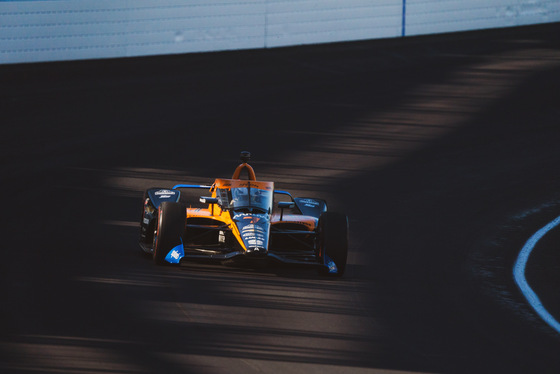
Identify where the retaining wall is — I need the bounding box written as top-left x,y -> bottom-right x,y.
1,0 -> 559,64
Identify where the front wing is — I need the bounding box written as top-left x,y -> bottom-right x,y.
139,240 -> 340,274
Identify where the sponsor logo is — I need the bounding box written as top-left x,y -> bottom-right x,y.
155,190 -> 176,196
241,225 -> 265,233
170,250 -> 181,260
299,199 -> 319,206
233,212 -> 267,220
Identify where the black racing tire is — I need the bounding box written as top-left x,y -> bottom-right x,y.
153,201 -> 186,265
139,190 -> 152,245
139,187 -> 166,246
139,189 -> 149,243
318,212 -> 348,277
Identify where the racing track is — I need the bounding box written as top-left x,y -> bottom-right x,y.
2,23 -> 560,373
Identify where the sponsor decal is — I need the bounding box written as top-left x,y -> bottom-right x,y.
299,199 -> 319,206
233,213 -> 268,222
143,218 -> 150,225
325,255 -> 338,274
234,212 -> 269,251
155,190 -> 176,196
242,225 -> 265,233
165,242 -> 184,264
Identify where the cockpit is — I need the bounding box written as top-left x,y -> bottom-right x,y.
230,186 -> 273,213
209,151 -> 274,214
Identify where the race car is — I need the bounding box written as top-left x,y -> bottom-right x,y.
138,152 -> 348,276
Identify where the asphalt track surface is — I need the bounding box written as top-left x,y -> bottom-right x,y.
2,23 -> 560,373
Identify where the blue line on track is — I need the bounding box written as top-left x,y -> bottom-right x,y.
514,215 -> 560,334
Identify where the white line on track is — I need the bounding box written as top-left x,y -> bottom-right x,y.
514,215 -> 560,334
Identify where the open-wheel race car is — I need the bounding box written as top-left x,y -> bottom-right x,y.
139,152 -> 348,276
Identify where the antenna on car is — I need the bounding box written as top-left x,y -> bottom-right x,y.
240,151 -> 251,163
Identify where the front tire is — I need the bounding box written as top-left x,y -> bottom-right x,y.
139,189 -> 160,247
153,202 -> 186,265
318,212 -> 348,276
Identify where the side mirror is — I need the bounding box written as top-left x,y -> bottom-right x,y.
278,202 -> 295,209
277,201 -> 294,221
200,197 -> 219,204
200,196 -> 219,216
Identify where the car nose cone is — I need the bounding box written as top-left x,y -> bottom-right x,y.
246,247 -> 267,257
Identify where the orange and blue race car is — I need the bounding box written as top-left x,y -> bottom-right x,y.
138,152 -> 348,276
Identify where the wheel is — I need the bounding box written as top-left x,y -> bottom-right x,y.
139,189 -> 157,246
318,212 -> 348,276
153,201 -> 186,265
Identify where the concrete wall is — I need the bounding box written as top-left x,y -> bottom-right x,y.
405,0 -> 560,36
1,0 -> 559,64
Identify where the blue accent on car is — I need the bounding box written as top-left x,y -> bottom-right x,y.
294,197 -> 327,218
325,254 -> 338,274
233,212 -> 270,255
147,188 -> 180,209
165,242 -> 185,264
274,190 -> 293,198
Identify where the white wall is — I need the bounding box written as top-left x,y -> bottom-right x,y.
1,0 -> 559,64
0,0 -> 268,63
405,0 -> 560,36
265,0 -> 402,47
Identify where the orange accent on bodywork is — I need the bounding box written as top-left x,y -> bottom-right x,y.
187,178 -> 274,253
186,208 -> 217,218
186,206 -> 247,251
232,163 -> 256,180
214,178 -> 273,191
271,213 -> 318,231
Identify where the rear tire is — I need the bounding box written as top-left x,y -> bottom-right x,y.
318,212 -> 348,276
153,202 -> 186,265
